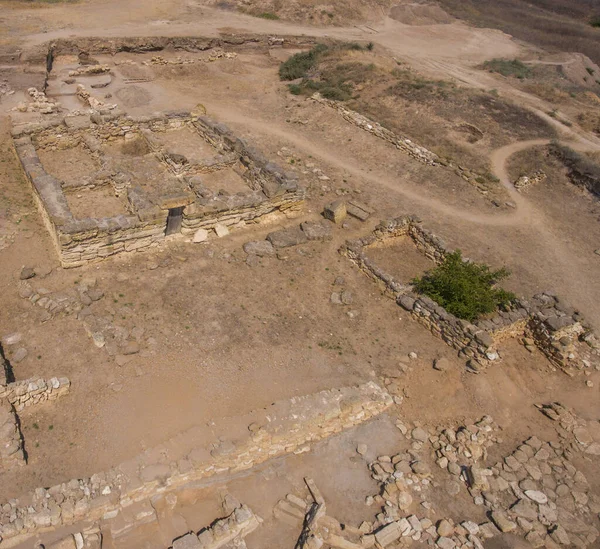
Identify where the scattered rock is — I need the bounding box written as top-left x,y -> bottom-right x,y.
214,223 -> 229,238
193,228 -> 209,243
411,427 -> 429,442
346,199 -> 374,221
524,490 -> 548,504
300,221 -> 332,241
20,267 -> 35,280
433,357 -> 449,371
122,341 -> 140,355
437,519 -> 454,537
243,241 -> 275,257
1,332 -> 22,346
12,347 -> 28,363
490,511 -> 517,533
267,226 -> 308,248
357,444 -> 368,456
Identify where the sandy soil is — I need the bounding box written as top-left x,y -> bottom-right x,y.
0,2 -> 599,548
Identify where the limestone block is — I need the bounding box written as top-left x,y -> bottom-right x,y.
323,201 -> 346,224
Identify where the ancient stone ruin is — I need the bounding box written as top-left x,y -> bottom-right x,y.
0,382 -> 392,544
340,216 -> 599,373
12,111 -> 304,267
0,345 -> 70,473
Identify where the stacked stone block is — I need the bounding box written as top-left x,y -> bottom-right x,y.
171,505 -> 261,549
0,377 -> 71,412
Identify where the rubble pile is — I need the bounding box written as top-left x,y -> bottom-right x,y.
14,88 -> 60,115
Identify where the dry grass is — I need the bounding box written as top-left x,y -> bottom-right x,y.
437,0 -> 600,65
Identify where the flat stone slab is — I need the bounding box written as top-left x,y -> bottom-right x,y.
266,226 -> 307,248
243,240 -> 275,257
301,221 -> 332,241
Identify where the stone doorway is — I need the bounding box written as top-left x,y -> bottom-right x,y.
165,206 -> 184,236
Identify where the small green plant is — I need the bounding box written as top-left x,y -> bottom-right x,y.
412,250 -> 515,322
32,423 -> 39,430
482,58 -> 531,79
256,11 -> 279,20
366,42 -> 374,51
590,16 -> 600,28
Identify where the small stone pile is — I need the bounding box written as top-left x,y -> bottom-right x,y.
429,415 -> 500,475
18,278 -> 95,319
537,402 -> 600,456
68,65 -> 111,77
242,220 -> 333,265
76,85 -> 117,112
14,88 -> 60,115
514,170 -> 547,192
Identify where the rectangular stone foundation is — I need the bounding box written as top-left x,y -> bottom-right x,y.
12,111 -> 305,268
341,216 -> 598,373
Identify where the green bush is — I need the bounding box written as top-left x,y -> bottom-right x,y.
278,44 -> 328,81
482,58 -> 531,79
412,250 -> 515,321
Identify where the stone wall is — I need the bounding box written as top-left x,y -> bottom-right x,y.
340,217 -> 598,373
311,95 -> 491,195
0,377 -> 71,412
0,400 -> 25,472
171,505 -> 261,549
12,111 -> 305,267
0,382 -> 392,544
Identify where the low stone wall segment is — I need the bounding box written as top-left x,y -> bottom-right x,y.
0,382 -> 392,544
0,400 -> 25,472
171,505 -> 261,549
0,377 -> 71,412
312,95 -> 493,195
340,216 -> 598,373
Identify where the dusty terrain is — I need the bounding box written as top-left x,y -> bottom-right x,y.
0,1 -> 599,549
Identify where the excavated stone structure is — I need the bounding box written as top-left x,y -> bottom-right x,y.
341,216 -> 599,373
0,382 -> 391,544
12,111 -> 305,267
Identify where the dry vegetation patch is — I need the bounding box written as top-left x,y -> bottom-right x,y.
280,44 -> 556,177
437,0 -> 600,66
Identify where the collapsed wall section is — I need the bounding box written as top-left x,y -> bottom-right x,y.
0,382 -> 392,543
